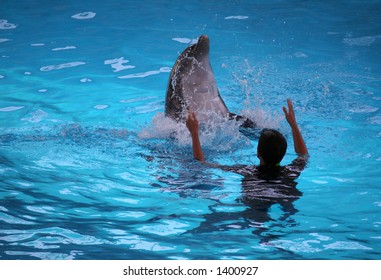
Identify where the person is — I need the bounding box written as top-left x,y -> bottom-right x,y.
185,99 -> 309,225
186,98 -> 308,170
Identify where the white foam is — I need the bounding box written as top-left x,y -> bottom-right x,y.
140,111 -> 249,152
71,12 -> 96,20
0,38 -> 10,43
139,112 -> 182,140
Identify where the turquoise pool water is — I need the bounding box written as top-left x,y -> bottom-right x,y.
1,0 -> 380,260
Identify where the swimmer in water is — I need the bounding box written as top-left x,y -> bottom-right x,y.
186,98 -> 309,224
186,98 -> 308,171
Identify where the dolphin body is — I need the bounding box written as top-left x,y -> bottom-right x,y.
165,35 -> 257,136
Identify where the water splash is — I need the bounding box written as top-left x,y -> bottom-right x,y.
223,59 -> 283,130
139,111 -> 250,153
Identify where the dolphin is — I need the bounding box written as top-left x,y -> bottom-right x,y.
165,35 -> 257,137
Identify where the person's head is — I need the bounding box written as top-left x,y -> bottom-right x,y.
257,129 -> 287,167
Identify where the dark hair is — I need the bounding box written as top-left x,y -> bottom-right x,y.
258,129 -> 287,166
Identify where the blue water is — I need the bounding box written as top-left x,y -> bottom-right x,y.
1,0 -> 380,260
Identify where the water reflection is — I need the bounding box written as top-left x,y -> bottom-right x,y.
184,161 -> 306,242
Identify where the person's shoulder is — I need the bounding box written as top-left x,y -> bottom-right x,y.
286,154 -> 309,172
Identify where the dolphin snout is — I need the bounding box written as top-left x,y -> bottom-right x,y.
194,35 -> 210,55
198,35 -> 209,44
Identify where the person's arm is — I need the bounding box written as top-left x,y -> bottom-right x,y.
283,99 -> 309,156
186,112 -> 253,175
186,112 -> 205,161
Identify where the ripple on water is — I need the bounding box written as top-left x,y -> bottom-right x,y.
71,12 -> 96,20
0,19 -> 17,29
104,57 -> 135,72
348,105 -> 379,113
0,212 -> 35,225
40,62 -> 86,72
367,116 -> 381,125
118,67 -> 171,79
52,46 -> 76,51
138,220 -> 191,236
224,15 -> 249,20
323,241 -> 372,251
0,106 -> 24,112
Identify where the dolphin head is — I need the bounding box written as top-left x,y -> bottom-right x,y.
186,35 -> 210,61
165,34 -> 228,122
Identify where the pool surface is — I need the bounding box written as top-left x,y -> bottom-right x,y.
1,0 -> 381,259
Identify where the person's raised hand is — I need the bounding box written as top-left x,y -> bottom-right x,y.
283,99 -> 297,128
